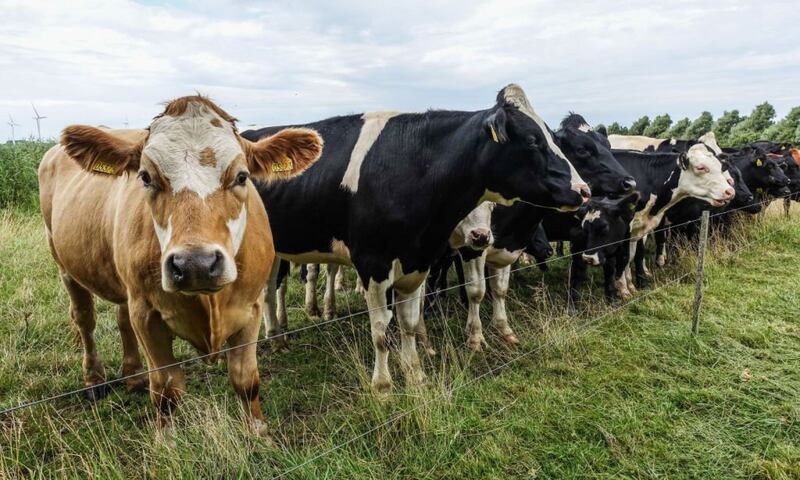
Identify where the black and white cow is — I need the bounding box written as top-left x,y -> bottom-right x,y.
442,114 -> 636,351
243,84 -> 589,392
611,145 -> 734,293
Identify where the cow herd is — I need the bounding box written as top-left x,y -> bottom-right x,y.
36,85 -> 800,436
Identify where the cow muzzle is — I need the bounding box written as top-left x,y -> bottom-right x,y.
466,228 -> 493,250
163,245 -> 233,294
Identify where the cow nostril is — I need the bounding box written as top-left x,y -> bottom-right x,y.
208,251 -> 224,278
725,188 -> 735,198
622,177 -> 637,191
168,254 -> 184,282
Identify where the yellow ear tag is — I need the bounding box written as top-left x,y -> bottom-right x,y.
271,156 -> 294,173
629,202 -> 636,211
489,125 -> 499,143
92,162 -> 115,175
756,158 -> 763,167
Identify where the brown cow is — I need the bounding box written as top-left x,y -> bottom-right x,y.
38,96 -> 322,434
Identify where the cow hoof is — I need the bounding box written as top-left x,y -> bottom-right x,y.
371,379 -> 392,396
656,256 -> 666,267
270,337 -> 290,353
636,278 -> 650,289
83,383 -> 110,402
467,335 -> 486,352
422,345 -> 437,356
250,419 -> 275,445
406,369 -> 427,387
322,310 -> 335,321
502,334 -> 520,346
125,376 -> 149,394
305,306 -> 321,318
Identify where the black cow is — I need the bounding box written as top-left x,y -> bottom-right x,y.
243,84 -> 588,392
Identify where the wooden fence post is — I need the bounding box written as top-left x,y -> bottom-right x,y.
691,210 -> 710,335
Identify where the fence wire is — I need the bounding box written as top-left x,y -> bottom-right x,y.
0,192 -> 794,417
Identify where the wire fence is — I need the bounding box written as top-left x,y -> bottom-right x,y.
0,192 -> 794,421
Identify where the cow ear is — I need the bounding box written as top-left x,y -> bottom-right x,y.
596,125 -> 608,138
484,108 -> 509,144
243,127 -> 323,181
678,152 -> 690,170
61,125 -> 142,175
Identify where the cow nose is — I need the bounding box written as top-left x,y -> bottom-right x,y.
577,183 -> 591,202
723,187 -> 735,199
468,228 -> 492,248
165,249 -> 225,289
621,177 -> 637,192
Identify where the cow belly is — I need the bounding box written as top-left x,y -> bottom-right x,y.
486,247 -> 524,268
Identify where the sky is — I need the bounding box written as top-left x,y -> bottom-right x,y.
1,0 -> 798,140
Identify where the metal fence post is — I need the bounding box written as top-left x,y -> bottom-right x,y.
691,210 -> 710,335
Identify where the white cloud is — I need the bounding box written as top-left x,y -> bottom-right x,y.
0,0 -> 798,141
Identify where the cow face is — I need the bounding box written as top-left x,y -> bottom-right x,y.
677,144 -> 735,207
481,84 -> 590,211
451,202 -> 494,250
767,152 -> 800,195
61,96 -> 323,295
747,153 -> 791,194
727,164 -> 760,213
579,194 -> 638,266
555,122 -> 636,197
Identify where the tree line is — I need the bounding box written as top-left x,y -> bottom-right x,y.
599,102 -> 800,147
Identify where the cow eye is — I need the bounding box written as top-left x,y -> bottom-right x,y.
235,171 -> 249,186
138,171 -> 153,188
577,147 -> 590,156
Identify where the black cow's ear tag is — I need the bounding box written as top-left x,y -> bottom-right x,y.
92,162 -> 115,175
756,158 -> 763,167
271,155 -> 294,173
489,125 -> 499,143
629,202 -> 636,211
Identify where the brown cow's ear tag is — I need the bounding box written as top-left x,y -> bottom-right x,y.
271,156 -> 294,173
756,158 -> 763,167
92,162 -> 116,175
489,125 -> 499,143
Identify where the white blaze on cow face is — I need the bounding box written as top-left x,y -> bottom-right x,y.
144,102 -> 242,199
450,201 -> 495,250
226,204 -> 247,254
581,209 -> 601,227
678,144 -> 734,207
341,111 -> 400,193
153,216 -> 173,252
502,85 -> 587,195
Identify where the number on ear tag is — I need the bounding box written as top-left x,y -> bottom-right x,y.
489,125 -> 499,143
271,156 -> 294,173
92,162 -> 115,175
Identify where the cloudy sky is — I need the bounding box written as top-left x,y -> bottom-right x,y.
1,0 -> 798,140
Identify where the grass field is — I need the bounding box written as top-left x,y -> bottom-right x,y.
1,144 -> 800,478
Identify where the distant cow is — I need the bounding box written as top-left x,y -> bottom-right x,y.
39,96 -> 322,433
243,84 -> 589,392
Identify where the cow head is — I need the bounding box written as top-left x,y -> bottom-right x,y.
527,224 -> 553,271
61,95 -> 323,295
677,144 -> 735,207
744,152 -> 791,194
556,113 -> 636,197
727,164 -> 761,214
579,194 -> 638,266
480,84 -> 590,211
450,201 -> 494,250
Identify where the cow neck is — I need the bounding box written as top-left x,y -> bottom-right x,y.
491,203 -> 548,252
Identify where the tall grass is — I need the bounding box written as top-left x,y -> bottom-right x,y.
0,141 -> 54,211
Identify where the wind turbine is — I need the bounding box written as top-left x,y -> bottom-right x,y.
31,103 -> 46,141
7,114 -> 20,145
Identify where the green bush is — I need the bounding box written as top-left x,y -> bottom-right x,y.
0,141 -> 54,211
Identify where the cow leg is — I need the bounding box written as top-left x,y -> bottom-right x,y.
567,256 -> 588,314
462,254 -> 487,351
634,239 -> 649,289
603,260 -> 619,303
334,265 -> 345,291
129,302 -> 185,430
395,284 -> 426,386
355,275 -> 366,296
323,264 -> 339,321
304,264 -> 321,318
61,273 -> 107,401
226,303 -> 270,439
415,282 -> 436,356
555,241 -> 565,257
655,228 -> 667,267
263,262 -> 288,352
488,265 -> 519,346
116,304 -> 146,393
276,277 -> 288,331
364,277 -> 393,394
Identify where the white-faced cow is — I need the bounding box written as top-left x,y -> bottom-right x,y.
611,144 -> 734,294
243,84 -> 589,393
39,96 -> 322,433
